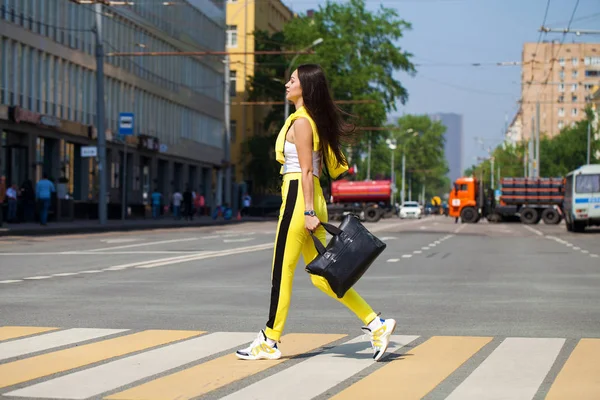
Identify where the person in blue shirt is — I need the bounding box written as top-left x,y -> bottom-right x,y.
151,188 -> 162,219
36,174 -> 55,225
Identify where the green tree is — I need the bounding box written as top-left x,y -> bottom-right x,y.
357,114 -> 449,201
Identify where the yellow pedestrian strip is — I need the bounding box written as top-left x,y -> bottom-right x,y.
331,336 -> 492,400
0,329 -> 203,389
546,338 -> 600,400
105,333 -> 346,400
0,326 -> 57,342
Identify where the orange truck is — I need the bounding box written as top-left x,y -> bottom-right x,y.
448,176 -> 564,224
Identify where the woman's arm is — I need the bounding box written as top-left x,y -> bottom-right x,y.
293,118 -> 320,231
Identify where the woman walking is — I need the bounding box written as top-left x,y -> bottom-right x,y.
236,64 -> 396,362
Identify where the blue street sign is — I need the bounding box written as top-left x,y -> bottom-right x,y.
118,112 -> 134,136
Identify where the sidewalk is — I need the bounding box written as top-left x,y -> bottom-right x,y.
0,216 -> 273,237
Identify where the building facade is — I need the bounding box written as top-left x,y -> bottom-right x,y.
431,113 -> 464,184
0,0 -> 226,220
226,0 -> 293,187
518,42 -> 600,141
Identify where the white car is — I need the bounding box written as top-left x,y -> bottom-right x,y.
399,201 -> 422,219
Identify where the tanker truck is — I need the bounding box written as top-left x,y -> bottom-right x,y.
327,180 -> 398,223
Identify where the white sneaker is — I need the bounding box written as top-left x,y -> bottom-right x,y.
235,330 -> 282,360
361,318 -> 397,361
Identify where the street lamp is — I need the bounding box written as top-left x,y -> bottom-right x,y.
401,129 -> 420,205
385,138 -> 397,205
284,38 -> 324,119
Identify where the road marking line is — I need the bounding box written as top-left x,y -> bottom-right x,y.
0,330 -> 202,390
402,254 -> 412,258
454,225 -> 466,233
134,244 -> 273,269
387,259 -> 399,263
573,247 -> 581,250
446,337 -> 565,400
590,254 -> 599,258
0,328 -> 128,362
106,333 -> 346,400
223,238 -> 254,243
380,237 -> 397,240
220,335 -> 419,400
78,270 -> 102,274
0,327 -> 58,342
581,250 -> 589,254
333,336 -> 492,400
86,237 -> 198,252
547,338 -> 600,399
0,280 -> 23,284
22,276 -> 52,280
7,332 -> 255,400
51,273 -> 80,277
422,246 -> 430,250
101,238 -> 140,244
413,250 -> 422,254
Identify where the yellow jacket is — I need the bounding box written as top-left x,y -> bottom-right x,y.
274,106 -> 348,178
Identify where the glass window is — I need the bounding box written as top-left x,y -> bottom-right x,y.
571,108 -> 578,117
558,108 -> 564,117
226,25 -> 237,47
572,57 -> 578,66
575,174 -> 600,194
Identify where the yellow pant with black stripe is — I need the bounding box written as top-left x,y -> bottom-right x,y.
265,173 -> 378,341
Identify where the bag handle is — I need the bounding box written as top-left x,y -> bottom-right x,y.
309,222 -> 343,255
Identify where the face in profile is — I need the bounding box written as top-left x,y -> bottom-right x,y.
285,69 -> 302,103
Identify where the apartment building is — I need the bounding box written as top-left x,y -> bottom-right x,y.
516,42 -> 600,141
226,0 -> 293,186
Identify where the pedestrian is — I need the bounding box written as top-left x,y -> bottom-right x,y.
151,188 -> 162,219
183,185 -> 194,221
36,173 -> 55,225
241,192 -> 251,216
172,189 -> 182,219
236,64 -> 396,362
6,183 -> 18,222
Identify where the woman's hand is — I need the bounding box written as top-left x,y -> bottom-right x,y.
305,215 -> 321,232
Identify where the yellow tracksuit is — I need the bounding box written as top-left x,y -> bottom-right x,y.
264,172 -> 378,341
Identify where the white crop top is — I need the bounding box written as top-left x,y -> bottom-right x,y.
282,140 -> 321,177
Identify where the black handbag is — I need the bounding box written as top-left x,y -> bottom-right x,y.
305,214 -> 387,298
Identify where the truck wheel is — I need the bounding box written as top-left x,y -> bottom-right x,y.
460,207 -> 478,223
541,208 -> 560,225
364,206 -> 381,223
520,207 -> 539,225
573,221 -> 586,233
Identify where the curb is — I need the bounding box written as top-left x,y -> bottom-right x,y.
0,217 -> 276,237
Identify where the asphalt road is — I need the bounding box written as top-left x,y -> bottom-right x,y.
0,216 -> 599,399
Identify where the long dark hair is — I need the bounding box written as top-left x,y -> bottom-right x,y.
297,64 -> 354,168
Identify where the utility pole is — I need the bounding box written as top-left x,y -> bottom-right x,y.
94,2 -> 107,225
490,157 -> 495,189
401,151 -> 406,205
529,117 -> 534,178
224,55 -> 232,210
587,120 -> 591,165
366,133 -> 371,180
535,101 -> 540,178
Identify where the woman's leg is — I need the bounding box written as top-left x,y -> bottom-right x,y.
264,179 -> 307,342
302,230 -> 378,326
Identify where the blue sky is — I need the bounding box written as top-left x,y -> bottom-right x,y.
286,0 -> 600,171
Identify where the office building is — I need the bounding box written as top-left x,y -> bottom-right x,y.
431,113 -> 464,184
0,0 -> 226,219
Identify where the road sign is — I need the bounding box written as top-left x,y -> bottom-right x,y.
81,146 -> 97,158
118,112 -> 134,136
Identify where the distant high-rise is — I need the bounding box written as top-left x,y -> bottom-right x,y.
430,113 -> 464,184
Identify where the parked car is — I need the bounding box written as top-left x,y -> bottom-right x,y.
399,201 -> 422,219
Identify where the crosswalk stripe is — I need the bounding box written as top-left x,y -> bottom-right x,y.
0,329 -> 202,390
220,335 -> 419,400
0,326 -> 57,342
546,338 -> 600,399
0,328 -> 128,362
105,333 -> 346,400
6,332 -> 254,399
331,336 -> 492,400
445,337 -> 565,400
